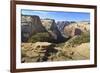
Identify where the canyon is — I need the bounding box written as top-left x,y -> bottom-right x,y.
21,15 -> 90,62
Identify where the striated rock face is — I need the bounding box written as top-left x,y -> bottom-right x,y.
63,22 -> 90,38
57,21 -> 70,33
41,19 -> 58,40
41,19 -> 54,31
21,14 -> 90,43
21,15 -> 46,42
41,19 -> 66,43
50,20 -> 66,42
22,15 -> 42,25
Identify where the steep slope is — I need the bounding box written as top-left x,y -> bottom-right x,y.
41,19 -> 66,43
41,19 -> 54,31
57,21 -> 70,33
63,22 -> 90,38
21,15 -> 46,42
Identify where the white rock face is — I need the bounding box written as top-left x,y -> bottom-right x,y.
63,22 -> 90,37
41,19 -> 63,41
41,19 -> 54,30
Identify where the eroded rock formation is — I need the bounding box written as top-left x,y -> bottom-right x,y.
21,15 -> 46,42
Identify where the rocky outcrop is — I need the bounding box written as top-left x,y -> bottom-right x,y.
21,42 -> 58,62
41,19 -> 66,43
57,21 -> 70,33
21,14 -> 90,43
63,22 -> 90,38
41,19 -> 54,30
21,15 -> 46,42
50,20 -> 66,42
21,42 -> 90,63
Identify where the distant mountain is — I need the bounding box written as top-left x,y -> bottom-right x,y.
57,21 -> 70,32
41,19 -> 67,43
21,15 -> 90,43
63,22 -> 90,38
41,19 -> 54,31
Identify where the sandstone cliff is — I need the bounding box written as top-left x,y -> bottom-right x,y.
63,22 -> 90,38
41,19 -> 66,43
21,15 -> 46,42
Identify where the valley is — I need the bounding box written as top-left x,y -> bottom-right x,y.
21,15 -> 90,63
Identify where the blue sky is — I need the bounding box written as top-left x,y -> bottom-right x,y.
21,9 -> 90,22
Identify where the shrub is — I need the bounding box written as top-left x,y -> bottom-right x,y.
67,33 -> 90,47
28,32 -> 53,43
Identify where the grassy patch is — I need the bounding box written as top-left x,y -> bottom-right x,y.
28,32 -> 53,43
66,33 -> 90,47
